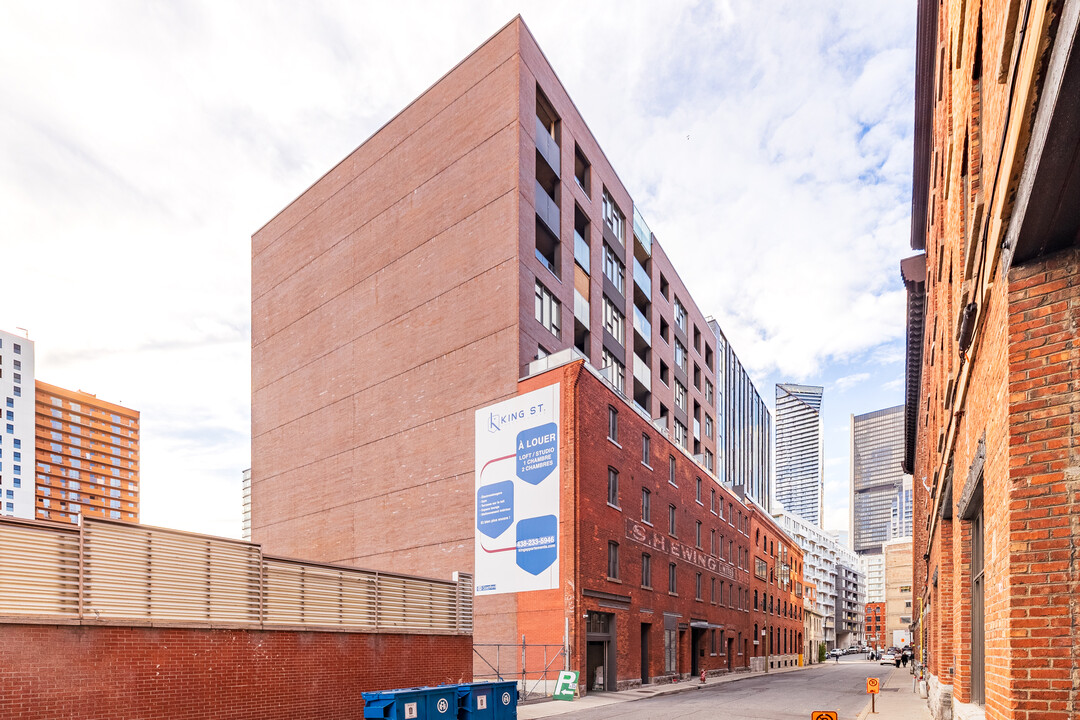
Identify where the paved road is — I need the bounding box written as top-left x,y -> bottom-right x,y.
547,657 -> 900,720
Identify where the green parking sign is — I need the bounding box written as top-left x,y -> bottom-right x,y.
553,671 -> 579,701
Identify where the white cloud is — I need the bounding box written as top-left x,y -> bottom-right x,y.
0,1 -> 914,537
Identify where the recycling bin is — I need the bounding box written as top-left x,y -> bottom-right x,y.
456,681 -> 517,720
362,685 -> 459,720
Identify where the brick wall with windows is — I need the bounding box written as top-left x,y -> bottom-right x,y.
513,360 -> 756,691
749,507 -> 806,665
0,624 -> 471,720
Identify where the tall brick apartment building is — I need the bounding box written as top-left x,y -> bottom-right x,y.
250,16 -> 733,667
905,0 -> 1079,718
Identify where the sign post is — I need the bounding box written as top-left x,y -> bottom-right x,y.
867,677 -> 880,713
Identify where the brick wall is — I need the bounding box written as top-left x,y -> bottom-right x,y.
1004,249 -> 1080,720
0,624 -> 472,720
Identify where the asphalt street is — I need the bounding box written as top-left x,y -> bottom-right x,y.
540,656 -> 901,720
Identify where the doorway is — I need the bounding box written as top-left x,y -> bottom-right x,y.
690,627 -> 706,677
586,612 -> 616,692
727,637 -> 734,671
640,624 -> 650,685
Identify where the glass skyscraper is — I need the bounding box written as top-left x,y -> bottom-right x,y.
850,405 -> 906,555
708,320 -> 771,511
774,384 -> 824,526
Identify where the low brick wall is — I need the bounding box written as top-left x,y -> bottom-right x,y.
0,623 -> 472,720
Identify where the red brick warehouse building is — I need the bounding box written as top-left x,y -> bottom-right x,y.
905,0 -> 1080,718
484,356 -> 794,691
864,602 -> 885,650
249,14 -> 741,687
748,503 -> 806,669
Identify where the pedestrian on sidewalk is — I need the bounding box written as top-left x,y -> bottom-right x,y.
894,652 -> 902,668
901,650 -> 909,668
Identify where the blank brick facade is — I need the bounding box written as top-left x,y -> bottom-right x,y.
0,624 -> 471,720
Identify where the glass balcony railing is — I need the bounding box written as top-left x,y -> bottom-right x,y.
574,231 -> 590,273
632,206 -> 652,257
574,290 -> 590,329
535,180 -> 560,238
535,116 -> 560,176
633,258 -> 651,296
633,306 -> 651,345
633,358 -> 651,391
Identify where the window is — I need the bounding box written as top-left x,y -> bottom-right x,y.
695,572 -> 703,601
608,406 -> 619,442
602,189 -> 624,243
711,577 -> 717,604
710,528 -> 716,555
641,433 -> 650,465
601,349 -> 625,390
534,281 -> 561,336
705,415 -> 713,439
608,542 -> 619,580
674,381 -> 687,411
673,420 -> 687,449
641,553 -> 652,588
695,477 -> 702,503
602,297 -> 625,343
755,558 -> 768,581
710,489 -> 716,513
673,298 -> 687,333
607,467 -> 619,506
13,360 -> 20,370
674,340 -> 687,372
602,244 -> 625,294
641,488 -> 651,523
669,456 -> 677,485
668,505 -> 677,536
13,344 -> 20,355
668,563 -> 677,594
695,520 -> 702,548
705,379 -> 714,405
704,450 -> 714,472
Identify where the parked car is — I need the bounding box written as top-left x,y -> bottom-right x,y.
829,648 -> 843,657
879,651 -> 896,665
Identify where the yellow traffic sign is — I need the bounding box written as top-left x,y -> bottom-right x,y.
811,712 -> 838,720
867,677 -> 881,694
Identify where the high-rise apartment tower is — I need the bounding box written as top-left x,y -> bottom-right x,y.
774,384 -> 824,526
35,382 -> 140,524
251,17 -> 721,584
0,330 -> 35,519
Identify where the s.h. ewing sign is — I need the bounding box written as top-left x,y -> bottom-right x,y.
624,518 -> 748,583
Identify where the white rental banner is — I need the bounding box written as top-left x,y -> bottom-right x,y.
474,384 -> 560,595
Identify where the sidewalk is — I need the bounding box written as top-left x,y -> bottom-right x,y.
518,662 -> 827,719
856,666 -> 931,720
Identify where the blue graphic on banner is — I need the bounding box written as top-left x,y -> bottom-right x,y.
515,514 -> 558,575
516,423 -> 557,485
476,481 -> 514,538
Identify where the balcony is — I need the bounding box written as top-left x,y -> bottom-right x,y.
633,358 -> 651,392
633,258 -> 651,297
535,180 -> 560,239
633,306 -> 651,347
633,206 -> 652,257
574,230 -> 590,274
535,116 -> 560,177
574,290 -> 590,330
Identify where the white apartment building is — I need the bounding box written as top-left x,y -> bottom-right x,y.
775,508 -> 865,650
0,330 -> 35,519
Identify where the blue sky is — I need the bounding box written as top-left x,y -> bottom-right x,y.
0,1 -> 915,538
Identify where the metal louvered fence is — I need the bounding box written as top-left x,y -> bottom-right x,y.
0,515 -> 472,634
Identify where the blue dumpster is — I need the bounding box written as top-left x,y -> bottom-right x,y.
456,681 -> 517,720
362,685 -> 459,720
